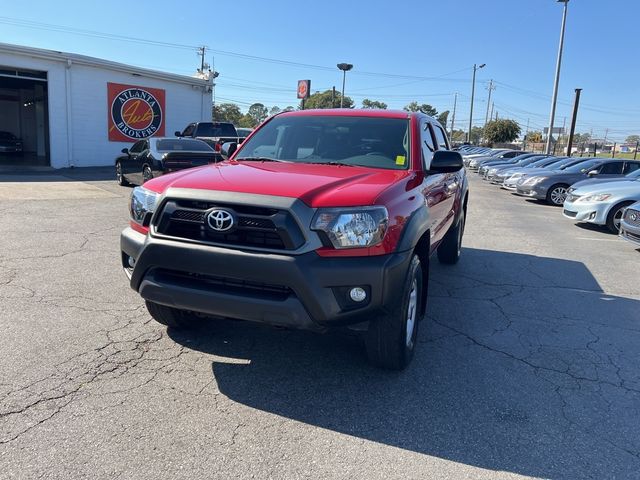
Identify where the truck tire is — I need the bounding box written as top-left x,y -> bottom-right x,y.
145,300 -> 197,330
437,210 -> 465,265
365,254 -> 423,370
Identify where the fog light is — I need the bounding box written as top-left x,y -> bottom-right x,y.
349,287 -> 367,302
128,256 -> 136,268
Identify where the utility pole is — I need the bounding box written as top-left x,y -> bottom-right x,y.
467,63 -> 486,143
603,128 -> 609,148
560,116 -> 566,152
565,88 -> 582,156
332,86 -> 336,108
523,118 -> 530,151
495,111 -> 499,121
545,0 -> 570,154
634,141 -> 639,160
489,102 -> 494,123
450,93 -> 458,139
484,80 -> 495,128
197,46 -> 207,73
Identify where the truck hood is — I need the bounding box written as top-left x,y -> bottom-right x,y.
144,161 -> 412,208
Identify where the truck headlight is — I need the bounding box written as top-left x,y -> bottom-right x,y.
130,187 -> 159,226
312,206 -> 388,249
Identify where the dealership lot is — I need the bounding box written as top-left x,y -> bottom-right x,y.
0,170 -> 639,479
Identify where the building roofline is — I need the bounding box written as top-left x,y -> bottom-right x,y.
0,42 -> 211,87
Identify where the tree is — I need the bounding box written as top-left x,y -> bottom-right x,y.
247,103 -> 269,125
483,119 -> 521,144
437,110 -> 450,128
573,132 -> 591,145
302,90 -> 354,109
469,126 -> 484,145
269,106 -> 282,116
212,103 -> 242,124
450,129 -> 466,143
282,106 -> 295,112
626,134 -> 640,144
526,131 -> 543,143
403,102 -> 437,116
362,99 -> 388,109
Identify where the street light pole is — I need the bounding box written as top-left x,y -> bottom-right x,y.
545,0 -> 570,154
337,63 -> 353,108
467,63 -> 485,144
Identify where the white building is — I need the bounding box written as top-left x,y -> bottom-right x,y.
0,42 -> 212,169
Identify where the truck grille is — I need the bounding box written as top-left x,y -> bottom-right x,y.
623,208 -> 640,227
153,199 -> 305,251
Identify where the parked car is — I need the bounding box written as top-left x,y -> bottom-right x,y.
120,109 -> 469,370
484,155 -> 549,182
0,131 -> 23,154
468,150 -> 521,170
568,167 -> 640,191
563,178 -> 640,233
115,137 -> 218,186
619,201 -> 640,247
478,153 -> 537,177
235,127 -> 253,143
175,122 -> 241,150
515,159 -> 640,205
501,156 -> 572,190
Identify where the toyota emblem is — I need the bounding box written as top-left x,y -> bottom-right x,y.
206,208 -> 235,232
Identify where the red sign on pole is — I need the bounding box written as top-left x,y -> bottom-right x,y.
107,82 -> 166,142
297,80 -> 310,99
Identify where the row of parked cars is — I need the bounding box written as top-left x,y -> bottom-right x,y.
115,122 -> 253,186
457,145 -> 640,247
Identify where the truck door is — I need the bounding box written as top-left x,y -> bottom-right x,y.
419,119 -> 452,246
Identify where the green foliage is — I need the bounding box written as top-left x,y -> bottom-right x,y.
437,111 -> 449,128
626,134 -> 640,144
526,131 -> 543,143
269,106 -> 282,116
212,103 -> 242,124
469,126 -> 484,145
450,129 -> 466,142
247,103 -> 269,125
361,99 -> 388,109
573,132 -> 591,145
483,119 -> 521,144
403,102 -> 437,116
302,90 -> 354,109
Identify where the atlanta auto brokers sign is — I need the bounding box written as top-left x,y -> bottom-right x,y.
108,82 -> 165,141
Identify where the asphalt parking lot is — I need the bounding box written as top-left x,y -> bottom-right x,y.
1,169 -> 639,479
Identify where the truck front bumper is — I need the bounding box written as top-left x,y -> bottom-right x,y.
121,228 -> 412,331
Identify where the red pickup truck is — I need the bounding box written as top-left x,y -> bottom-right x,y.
121,109 -> 468,369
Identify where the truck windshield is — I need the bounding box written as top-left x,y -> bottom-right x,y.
195,123 -> 238,137
235,115 -> 410,170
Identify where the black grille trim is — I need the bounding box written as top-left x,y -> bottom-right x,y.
153,199 -> 305,251
563,209 -> 578,218
153,268 -> 293,301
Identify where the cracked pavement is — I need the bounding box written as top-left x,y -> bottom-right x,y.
0,170 -> 639,479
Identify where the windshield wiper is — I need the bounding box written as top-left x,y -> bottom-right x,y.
302,161 -> 356,167
235,157 -> 291,163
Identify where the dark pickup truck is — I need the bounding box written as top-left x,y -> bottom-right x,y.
175,122 -> 241,151
122,109 -> 468,369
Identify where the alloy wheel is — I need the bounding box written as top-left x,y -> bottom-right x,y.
550,186 -> 568,205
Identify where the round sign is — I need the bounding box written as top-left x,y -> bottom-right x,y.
111,88 -> 163,139
297,80 -> 309,99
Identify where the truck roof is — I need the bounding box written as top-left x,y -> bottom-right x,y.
280,108 -> 413,119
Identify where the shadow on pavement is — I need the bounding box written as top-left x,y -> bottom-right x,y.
0,166 -> 116,182
168,247 -> 640,479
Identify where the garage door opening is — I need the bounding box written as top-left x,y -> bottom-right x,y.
0,67 -> 49,167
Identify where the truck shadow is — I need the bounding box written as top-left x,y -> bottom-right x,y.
168,247 -> 640,479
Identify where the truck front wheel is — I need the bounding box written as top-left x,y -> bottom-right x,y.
365,254 -> 423,370
437,210 -> 465,265
145,301 -> 198,330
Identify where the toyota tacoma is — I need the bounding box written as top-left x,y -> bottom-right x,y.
121,109 -> 468,369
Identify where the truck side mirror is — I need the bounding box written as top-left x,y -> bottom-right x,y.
430,150 -> 463,173
220,142 -> 238,160
174,131 -> 182,137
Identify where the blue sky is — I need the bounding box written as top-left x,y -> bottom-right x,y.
1,0 -> 638,142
